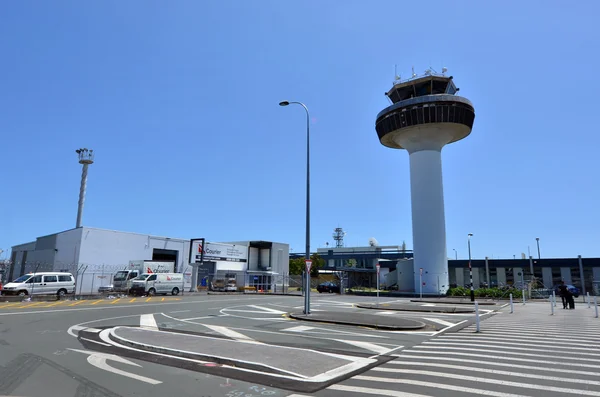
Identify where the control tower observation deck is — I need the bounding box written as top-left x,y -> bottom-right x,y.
375,71 -> 475,294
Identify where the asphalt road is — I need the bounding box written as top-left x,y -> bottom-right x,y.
0,293 -> 468,397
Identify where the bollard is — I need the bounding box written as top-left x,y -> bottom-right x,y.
595,296 -> 598,319
550,295 -> 554,315
588,292 -> 591,309
552,291 -> 556,307
522,289 -> 526,305
510,293 -> 514,314
475,301 -> 480,332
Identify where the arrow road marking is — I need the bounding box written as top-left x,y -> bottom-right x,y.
68,348 -> 162,385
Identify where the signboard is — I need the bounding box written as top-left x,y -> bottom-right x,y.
376,263 -> 380,275
305,260 -> 312,273
191,241 -> 248,263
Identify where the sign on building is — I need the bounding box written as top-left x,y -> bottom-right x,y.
191,241 -> 248,263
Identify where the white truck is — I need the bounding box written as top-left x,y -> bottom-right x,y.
129,273 -> 184,296
113,260 -> 175,293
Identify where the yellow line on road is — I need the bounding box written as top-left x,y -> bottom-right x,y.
39,301 -> 65,308
161,298 -> 165,301
21,302 -> 45,308
145,298 -> 151,302
0,302 -> 24,309
68,301 -> 86,307
111,299 -> 121,305
90,300 -> 103,305
129,298 -> 136,303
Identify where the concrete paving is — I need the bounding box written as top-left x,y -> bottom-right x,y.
356,302 -> 475,313
289,310 -> 428,330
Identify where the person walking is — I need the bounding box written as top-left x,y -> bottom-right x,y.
558,281 -> 569,309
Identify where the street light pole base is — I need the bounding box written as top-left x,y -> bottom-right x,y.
470,290 -> 475,302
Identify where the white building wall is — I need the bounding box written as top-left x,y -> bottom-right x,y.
77,227 -> 189,271
54,228 -> 83,270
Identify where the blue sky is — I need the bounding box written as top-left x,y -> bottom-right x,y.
1,1 -> 599,260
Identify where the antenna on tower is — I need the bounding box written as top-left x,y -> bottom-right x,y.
332,227 -> 346,248
411,66 -> 417,78
394,64 -> 400,82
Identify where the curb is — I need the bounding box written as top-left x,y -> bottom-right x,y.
435,306 -> 501,335
355,303 -> 474,314
287,313 -> 428,331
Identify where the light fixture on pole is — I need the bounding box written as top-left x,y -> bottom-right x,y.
535,238 -> 541,260
75,148 -> 95,228
279,100 -> 311,315
468,233 -> 474,302
453,248 -> 457,260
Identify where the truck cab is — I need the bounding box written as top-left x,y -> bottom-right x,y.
113,270 -> 140,293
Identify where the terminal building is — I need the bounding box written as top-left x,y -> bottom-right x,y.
305,243 -> 600,297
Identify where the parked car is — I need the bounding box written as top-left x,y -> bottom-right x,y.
317,282 -> 340,293
1,272 -> 75,297
554,284 -> 580,298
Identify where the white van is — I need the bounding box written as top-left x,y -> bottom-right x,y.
129,273 -> 183,296
1,272 -> 76,297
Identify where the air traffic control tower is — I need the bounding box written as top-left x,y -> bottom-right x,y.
375,69 -> 475,294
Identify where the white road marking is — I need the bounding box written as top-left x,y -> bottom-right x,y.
405,349 -> 600,369
247,305 -> 286,314
366,369 -> 600,396
329,384 -> 431,397
84,327 -> 102,333
202,324 -> 260,343
332,339 -> 399,355
282,326 -> 315,332
350,376 -> 531,397
1,296 -> 270,317
423,318 -> 455,327
378,362 -> 600,386
80,337 -> 112,346
69,348 -> 162,385
394,354 -> 600,377
168,310 -> 191,314
423,341 -> 600,357
375,311 -> 396,315
433,337 -> 600,351
140,314 -> 158,330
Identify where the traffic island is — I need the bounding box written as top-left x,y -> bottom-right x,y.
103,326 -> 382,393
288,311 -> 428,330
355,302 -> 475,313
411,298 -> 497,305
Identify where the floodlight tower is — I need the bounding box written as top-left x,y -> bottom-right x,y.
75,148 -> 94,228
375,68 -> 475,294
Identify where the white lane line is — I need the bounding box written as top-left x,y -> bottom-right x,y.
286,394 -> 313,397
440,333 -> 600,344
140,314 -> 158,330
332,339 -> 399,355
329,384 -> 432,397
404,350 -> 600,369
221,309 -> 283,314
2,296 -> 273,317
247,305 -> 286,314
473,325 -> 600,335
84,327 -> 102,333
394,355 -> 600,377
375,311 -> 396,315
201,324 -> 260,343
378,362 -> 600,386
366,369 -> 600,396
282,326 -> 315,332
423,318 -> 455,327
80,337 -> 111,347
350,376 -> 531,397
168,310 -> 191,314
181,316 -> 216,320
423,341 -> 600,356
416,346 -> 600,361
431,337 -> 600,351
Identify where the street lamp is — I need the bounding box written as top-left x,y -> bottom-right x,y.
535,238 -> 541,259
468,233 -> 474,302
279,100 -> 311,315
453,248 -> 457,260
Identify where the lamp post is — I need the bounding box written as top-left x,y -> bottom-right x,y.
453,249 -> 457,260
535,238 -> 541,259
468,233 -> 474,302
279,100 -> 311,315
